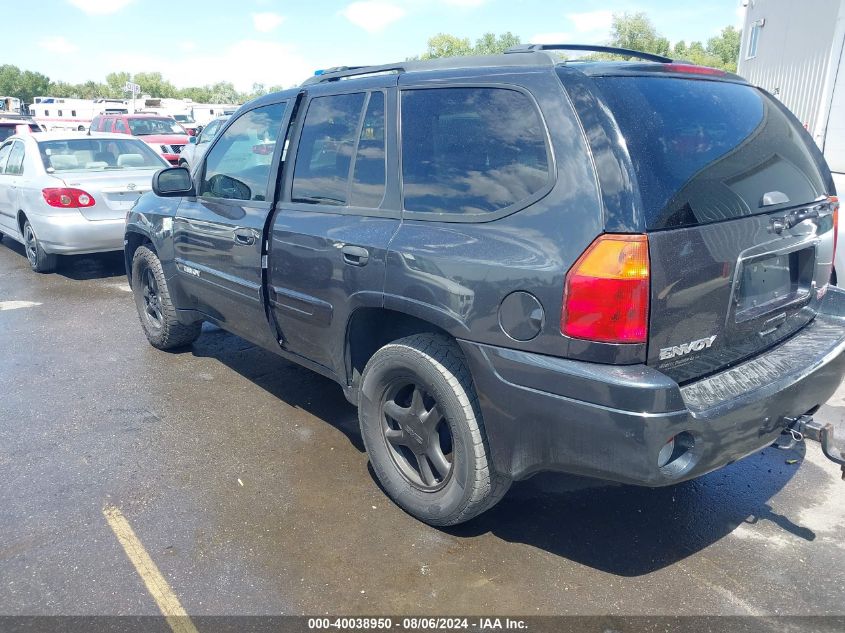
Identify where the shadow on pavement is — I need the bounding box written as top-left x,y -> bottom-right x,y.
447,445 -> 811,576
189,324 -> 365,452
0,238 -> 125,280
188,325 -> 813,577
57,251 -> 126,280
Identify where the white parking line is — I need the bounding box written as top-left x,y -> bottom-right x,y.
103,506 -> 199,633
0,301 -> 42,311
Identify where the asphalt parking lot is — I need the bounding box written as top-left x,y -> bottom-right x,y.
1,239 -> 844,618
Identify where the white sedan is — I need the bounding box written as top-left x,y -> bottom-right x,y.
0,132 -> 168,273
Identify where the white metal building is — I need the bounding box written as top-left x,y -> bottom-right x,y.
738,0 -> 845,197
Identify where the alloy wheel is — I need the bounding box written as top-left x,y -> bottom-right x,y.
381,381 -> 454,491
23,225 -> 37,268
141,265 -> 163,329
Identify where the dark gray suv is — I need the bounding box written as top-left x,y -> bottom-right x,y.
125,45 -> 845,525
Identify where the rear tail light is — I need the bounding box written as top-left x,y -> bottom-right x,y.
562,234 -> 650,344
42,188 -> 95,208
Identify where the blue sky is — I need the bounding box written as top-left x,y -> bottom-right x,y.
8,0 -> 746,91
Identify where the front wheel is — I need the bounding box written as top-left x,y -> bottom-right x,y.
22,220 -> 57,273
358,334 -> 510,526
131,246 -> 201,350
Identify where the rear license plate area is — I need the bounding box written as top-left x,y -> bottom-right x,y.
735,247 -> 815,322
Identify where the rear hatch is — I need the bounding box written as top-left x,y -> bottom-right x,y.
59,169 -> 154,220
594,74 -> 837,383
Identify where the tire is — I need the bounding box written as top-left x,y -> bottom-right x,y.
22,220 -> 58,273
358,333 -> 510,526
131,246 -> 201,350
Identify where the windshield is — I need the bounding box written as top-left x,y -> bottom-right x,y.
128,118 -> 186,136
594,77 -> 827,229
38,138 -> 167,171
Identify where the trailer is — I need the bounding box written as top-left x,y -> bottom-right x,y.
29,97 -> 129,132
738,0 -> 845,282
0,97 -> 22,114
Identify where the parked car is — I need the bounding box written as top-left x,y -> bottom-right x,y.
177,115 -> 230,171
0,117 -> 43,142
125,46 -> 845,526
90,113 -> 189,165
0,132 -> 168,272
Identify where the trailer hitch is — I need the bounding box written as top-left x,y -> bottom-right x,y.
774,414 -> 845,480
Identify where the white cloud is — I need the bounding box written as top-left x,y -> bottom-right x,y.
440,0 -> 487,6
252,11 -> 285,33
530,32 -> 572,45
66,0 -> 133,15
109,40 -> 313,93
567,10 -> 613,34
38,36 -> 79,54
341,1 -> 405,33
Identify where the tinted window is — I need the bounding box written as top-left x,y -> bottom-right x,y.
91,116 -> 101,131
292,93 -> 366,205
0,125 -> 15,142
401,87 -> 550,215
350,92 -> 386,208
5,141 -> 24,175
201,102 -> 286,202
114,119 -> 128,133
595,77 -> 826,229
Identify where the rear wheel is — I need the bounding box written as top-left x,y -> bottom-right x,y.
131,246 -> 201,350
358,334 -> 510,526
22,220 -> 57,273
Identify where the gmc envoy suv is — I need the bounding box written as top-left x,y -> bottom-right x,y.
124,45 -> 845,525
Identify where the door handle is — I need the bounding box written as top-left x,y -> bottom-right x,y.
234,229 -> 256,246
342,245 -> 369,266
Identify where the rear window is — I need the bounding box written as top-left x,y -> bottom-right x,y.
594,77 -> 827,229
38,138 -> 166,172
128,118 -> 185,136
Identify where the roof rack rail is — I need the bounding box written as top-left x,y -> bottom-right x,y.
302,64 -> 406,86
506,44 -> 673,64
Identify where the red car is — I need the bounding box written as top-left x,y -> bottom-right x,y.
90,113 -> 189,165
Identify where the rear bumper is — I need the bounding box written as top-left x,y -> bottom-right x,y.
459,287 -> 845,484
33,212 -> 125,255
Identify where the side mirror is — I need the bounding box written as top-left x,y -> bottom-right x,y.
189,136 -> 197,144
152,167 -> 195,197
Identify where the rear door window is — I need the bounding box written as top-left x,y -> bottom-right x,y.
400,87 -> 551,216
114,119 -> 128,134
0,142 -> 13,172
5,141 -> 24,175
292,92 -> 367,205
594,77 -> 827,229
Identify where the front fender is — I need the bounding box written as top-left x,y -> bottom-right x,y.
124,192 -> 181,283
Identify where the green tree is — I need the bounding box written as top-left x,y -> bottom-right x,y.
609,12 -> 670,57
706,26 -> 741,72
0,65 -> 51,105
133,72 -> 177,98
105,71 -> 131,98
178,86 -> 214,103
473,31 -> 521,55
422,33 -> 473,59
